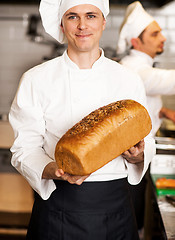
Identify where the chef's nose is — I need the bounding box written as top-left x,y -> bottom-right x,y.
78,17 -> 86,30
160,32 -> 166,42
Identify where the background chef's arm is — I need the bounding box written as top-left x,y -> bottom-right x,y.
9,72 -> 56,200
159,107 -> 175,123
139,66 -> 175,96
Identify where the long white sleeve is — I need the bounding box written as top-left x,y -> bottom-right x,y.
9,72 -> 56,200
121,50 -> 175,96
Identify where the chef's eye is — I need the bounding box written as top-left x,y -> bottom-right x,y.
152,32 -> 159,37
87,14 -> 96,19
68,15 -> 77,20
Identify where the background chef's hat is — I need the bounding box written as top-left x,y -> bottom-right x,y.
116,1 -> 154,55
39,0 -> 109,44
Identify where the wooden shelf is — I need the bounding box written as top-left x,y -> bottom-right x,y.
0,227 -> 27,236
0,173 -> 34,227
0,121 -> 14,149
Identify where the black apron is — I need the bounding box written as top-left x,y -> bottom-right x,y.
26,178 -> 139,240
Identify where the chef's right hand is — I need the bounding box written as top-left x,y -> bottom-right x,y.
42,161 -> 89,185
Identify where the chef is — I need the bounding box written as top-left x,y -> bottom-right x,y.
116,1 -> 175,235
117,1 -> 175,137
9,0 -> 155,239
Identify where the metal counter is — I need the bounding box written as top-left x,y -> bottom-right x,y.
145,137 -> 175,240
157,195 -> 175,240
150,174 -> 175,240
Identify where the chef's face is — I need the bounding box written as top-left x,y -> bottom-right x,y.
136,21 -> 166,58
61,4 -> 106,54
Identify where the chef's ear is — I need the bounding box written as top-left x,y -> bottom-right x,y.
60,21 -> 64,34
102,17 -> 106,31
131,38 -> 140,49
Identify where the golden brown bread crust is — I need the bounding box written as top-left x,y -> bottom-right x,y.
55,99 -> 152,175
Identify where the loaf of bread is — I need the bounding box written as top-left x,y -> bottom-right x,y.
55,99 -> 152,175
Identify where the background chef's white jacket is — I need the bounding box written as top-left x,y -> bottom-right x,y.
120,49 -> 175,136
9,50 -> 155,200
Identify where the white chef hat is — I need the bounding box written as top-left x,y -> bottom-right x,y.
116,1 -> 154,55
39,0 -> 109,44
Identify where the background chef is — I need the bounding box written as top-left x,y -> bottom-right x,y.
117,1 -> 175,137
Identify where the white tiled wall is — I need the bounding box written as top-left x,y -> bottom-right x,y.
0,2 -> 175,115
0,4 -> 53,115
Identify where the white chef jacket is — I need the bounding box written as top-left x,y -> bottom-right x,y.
120,49 -> 175,136
9,49 -> 155,200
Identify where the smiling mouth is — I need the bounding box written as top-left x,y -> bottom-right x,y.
76,33 -> 92,38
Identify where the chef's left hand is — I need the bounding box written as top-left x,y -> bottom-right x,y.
122,139 -> 145,164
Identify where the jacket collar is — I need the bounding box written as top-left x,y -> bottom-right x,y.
63,49 -> 105,70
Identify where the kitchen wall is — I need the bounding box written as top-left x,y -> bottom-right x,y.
0,1 -> 175,116
0,4 -> 53,117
